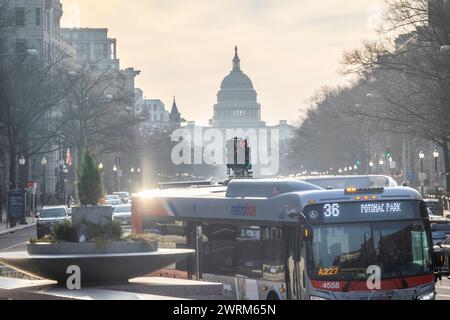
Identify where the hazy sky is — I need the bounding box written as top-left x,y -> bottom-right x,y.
60,0 -> 384,126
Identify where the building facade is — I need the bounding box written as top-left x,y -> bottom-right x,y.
0,0 -> 70,195
0,0 -> 66,62
61,27 -> 119,71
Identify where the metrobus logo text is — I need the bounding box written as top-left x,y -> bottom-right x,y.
231,205 -> 257,217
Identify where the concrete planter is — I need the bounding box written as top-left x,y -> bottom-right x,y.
27,240 -> 158,255
71,206 -> 113,239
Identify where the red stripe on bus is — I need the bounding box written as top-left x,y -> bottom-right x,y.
311,274 -> 433,292
131,197 -> 170,234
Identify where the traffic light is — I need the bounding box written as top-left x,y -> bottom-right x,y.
385,147 -> 391,159
356,160 -> 361,167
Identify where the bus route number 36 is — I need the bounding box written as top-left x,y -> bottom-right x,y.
323,203 -> 340,218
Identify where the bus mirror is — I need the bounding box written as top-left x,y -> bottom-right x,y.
285,206 -> 308,225
298,213 -> 308,225
434,252 -> 445,268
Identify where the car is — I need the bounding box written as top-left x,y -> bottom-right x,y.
113,191 -> 130,204
424,199 -> 444,217
435,235 -> 450,273
112,204 -> 132,226
428,207 -> 449,223
431,221 -> 450,246
36,206 -> 70,239
104,195 -> 122,206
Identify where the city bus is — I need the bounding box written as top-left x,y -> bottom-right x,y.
131,179 -> 443,300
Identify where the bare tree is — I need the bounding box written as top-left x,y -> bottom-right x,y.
343,0 -> 450,191
0,49 -> 75,188
60,64 -> 140,164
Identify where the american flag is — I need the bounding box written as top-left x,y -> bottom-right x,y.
66,148 -> 73,167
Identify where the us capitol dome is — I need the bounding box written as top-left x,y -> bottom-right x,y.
211,46 -> 266,128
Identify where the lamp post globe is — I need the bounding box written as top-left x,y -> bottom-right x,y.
433,149 -> 439,159
419,150 -> 425,160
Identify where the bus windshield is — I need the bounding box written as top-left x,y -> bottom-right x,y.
309,220 -> 432,281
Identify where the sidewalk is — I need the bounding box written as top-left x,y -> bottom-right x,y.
0,211 -> 36,236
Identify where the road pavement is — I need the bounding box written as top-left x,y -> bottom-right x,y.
436,276 -> 450,300
0,225 -> 448,300
0,225 -> 35,253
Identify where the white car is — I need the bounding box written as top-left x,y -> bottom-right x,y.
113,204 -> 132,225
113,191 -> 130,204
104,195 -> 122,206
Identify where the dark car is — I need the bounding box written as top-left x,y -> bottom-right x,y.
36,206 -> 70,239
435,235 -> 450,273
424,199 -> 444,217
431,222 -> 450,246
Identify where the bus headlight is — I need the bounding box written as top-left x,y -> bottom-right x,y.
418,292 -> 435,300
310,296 -> 329,300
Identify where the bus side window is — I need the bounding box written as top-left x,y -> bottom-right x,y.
202,224 -> 237,277
262,227 -> 284,281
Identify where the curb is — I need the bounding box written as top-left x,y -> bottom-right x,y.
0,223 -> 36,237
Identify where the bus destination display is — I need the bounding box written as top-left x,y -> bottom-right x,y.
305,200 -> 421,223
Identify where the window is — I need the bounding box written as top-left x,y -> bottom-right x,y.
36,8 -> 41,26
46,11 -> 50,32
203,224 -> 237,276
15,39 -> 26,54
103,43 -> 109,59
262,227 -> 285,281
15,7 -> 25,26
94,43 -> 103,59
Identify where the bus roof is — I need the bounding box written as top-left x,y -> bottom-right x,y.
132,180 -> 423,229
297,175 -> 398,189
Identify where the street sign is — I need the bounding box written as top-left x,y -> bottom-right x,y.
7,189 -> 25,221
407,171 -> 416,181
418,173 -> 427,182
389,161 -> 396,169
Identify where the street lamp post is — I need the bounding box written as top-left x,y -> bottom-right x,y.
18,155 -> 26,189
433,148 -> 439,195
369,161 -> 374,174
113,164 -> 118,192
130,167 -> 135,192
41,157 -> 47,198
379,158 -> 384,174
433,148 -> 439,174
419,150 -> 425,197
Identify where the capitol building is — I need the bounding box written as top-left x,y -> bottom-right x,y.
207,47 -> 293,140
210,47 -> 266,128
180,47 -> 295,177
